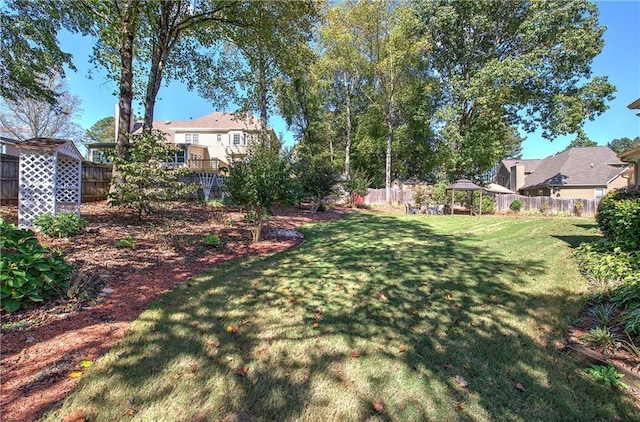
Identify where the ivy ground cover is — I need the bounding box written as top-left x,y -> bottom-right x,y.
44,213 -> 639,421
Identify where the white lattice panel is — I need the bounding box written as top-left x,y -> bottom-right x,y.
19,151 -> 56,228
18,143 -> 82,228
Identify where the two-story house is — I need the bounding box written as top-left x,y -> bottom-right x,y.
88,111 -> 277,173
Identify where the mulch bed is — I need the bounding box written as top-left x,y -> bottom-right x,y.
0,201 -> 343,421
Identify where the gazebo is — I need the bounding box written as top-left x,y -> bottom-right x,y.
17,138 -> 82,228
446,179 -> 484,216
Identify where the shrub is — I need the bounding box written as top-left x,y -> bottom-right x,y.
596,185 -> 640,251
344,170 -> 371,207
470,191 -> 496,214
584,364 -> 628,389
619,304 -> 640,337
509,199 -> 522,212
115,236 -> 137,248
34,212 -> 87,238
293,157 -> 340,213
107,129 -> 196,219
574,201 -> 584,217
204,233 -> 221,248
412,185 -> 429,210
0,219 -> 74,313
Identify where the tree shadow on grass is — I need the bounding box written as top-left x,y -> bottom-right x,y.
42,213 -> 639,421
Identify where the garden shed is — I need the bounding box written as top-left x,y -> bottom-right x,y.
447,178 -> 484,216
17,138 -> 82,228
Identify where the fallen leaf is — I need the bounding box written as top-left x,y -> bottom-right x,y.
190,364 -> 200,374
350,351 -> 360,358
456,402 -> 466,411
62,409 -> 86,422
376,291 -> 388,301
241,319 -> 251,325
443,363 -> 453,370
257,347 -> 268,354
206,339 -> 221,348
68,371 -> 83,379
123,407 -> 136,417
79,360 -> 92,368
399,344 -> 407,353
515,383 -> 526,392
462,363 -> 471,370
454,375 -> 469,388
235,367 -> 249,377
408,310 -> 419,317
314,312 -> 321,320
373,401 -> 385,412
444,294 -> 453,301
312,322 -> 319,329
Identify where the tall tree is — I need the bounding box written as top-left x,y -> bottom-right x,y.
216,1 -> 318,145
0,74 -> 83,143
86,116 -> 116,143
608,136 -> 640,155
418,0 -> 615,179
0,1 -> 75,105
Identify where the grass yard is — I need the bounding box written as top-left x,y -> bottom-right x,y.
43,213 -> 638,421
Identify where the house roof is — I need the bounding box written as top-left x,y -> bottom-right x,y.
0,136 -> 19,145
134,112 -> 264,142
521,146 -> 627,189
619,145 -> 640,161
628,98 -> 640,110
500,158 -> 542,174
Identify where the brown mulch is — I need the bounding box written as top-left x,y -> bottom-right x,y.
0,201 -> 343,422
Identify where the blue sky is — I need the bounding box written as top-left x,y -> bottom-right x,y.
61,1 -> 640,159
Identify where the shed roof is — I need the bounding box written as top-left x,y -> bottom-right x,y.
17,138 -> 82,160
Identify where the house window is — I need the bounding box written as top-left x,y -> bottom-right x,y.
243,133 -> 247,146
217,134 -> 222,144
184,133 -> 199,145
175,149 -> 186,163
233,133 -> 241,145
595,188 -> 605,201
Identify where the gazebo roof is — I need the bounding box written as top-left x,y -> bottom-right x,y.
447,178 -> 483,190
17,138 -> 82,160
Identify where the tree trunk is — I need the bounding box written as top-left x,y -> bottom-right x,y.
385,115 -> 393,203
115,4 -> 137,161
344,77 -> 352,176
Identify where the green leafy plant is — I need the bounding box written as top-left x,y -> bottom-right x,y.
573,201 -> 584,217
539,202 -> 549,216
33,212 -> 87,238
582,326 -> 617,354
584,364 -> 628,389
114,235 -> 137,249
293,156 -> 340,213
204,233 -> 221,248
596,185 -> 640,251
470,191 -> 496,214
225,144 -> 291,242
344,170 -> 371,207
618,304 -> 640,337
587,302 -> 617,327
509,199 -> 522,212
107,129 -> 197,220
412,185 -> 429,211
0,219 -> 74,313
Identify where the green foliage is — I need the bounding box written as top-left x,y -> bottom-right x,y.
596,186 -> 640,251
293,156 -> 340,213
225,144 -> 291,242
344,170 -> 371,207
412,185 -> 429,209
0,219 -> 73,313
86,116 -> 115,143
562,136 -> 598,152
619,304 -> 640,337
607,136 -> 640,155
470,191 -> 496,214
574,201 -> 584,217
582,327 -> 616,354
114,236 -> 137,249
204,234 -> 221,249
587,303 -> 616,327
33,212 -> 87,238
509,199 -> 522,212
430,182 -> 448,204
107,129 -> 195,219
584,364 -> 628,389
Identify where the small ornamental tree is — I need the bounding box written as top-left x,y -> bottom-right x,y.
344,170 -> 371,207
107,129 -> 195,219
225,144 -> 291,242
294,156 -> 340,213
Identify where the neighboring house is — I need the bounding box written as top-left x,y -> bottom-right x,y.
516,146 -> 630,200
0,136 -> 20,156
494,158 -> 542,191
87,112 -> 277,172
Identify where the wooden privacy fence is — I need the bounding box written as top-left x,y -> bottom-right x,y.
494,194 -> 599,217
365,188 -> 415,205
0,154 -> 112,205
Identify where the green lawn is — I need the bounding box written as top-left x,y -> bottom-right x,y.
44,213 -> 638,421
